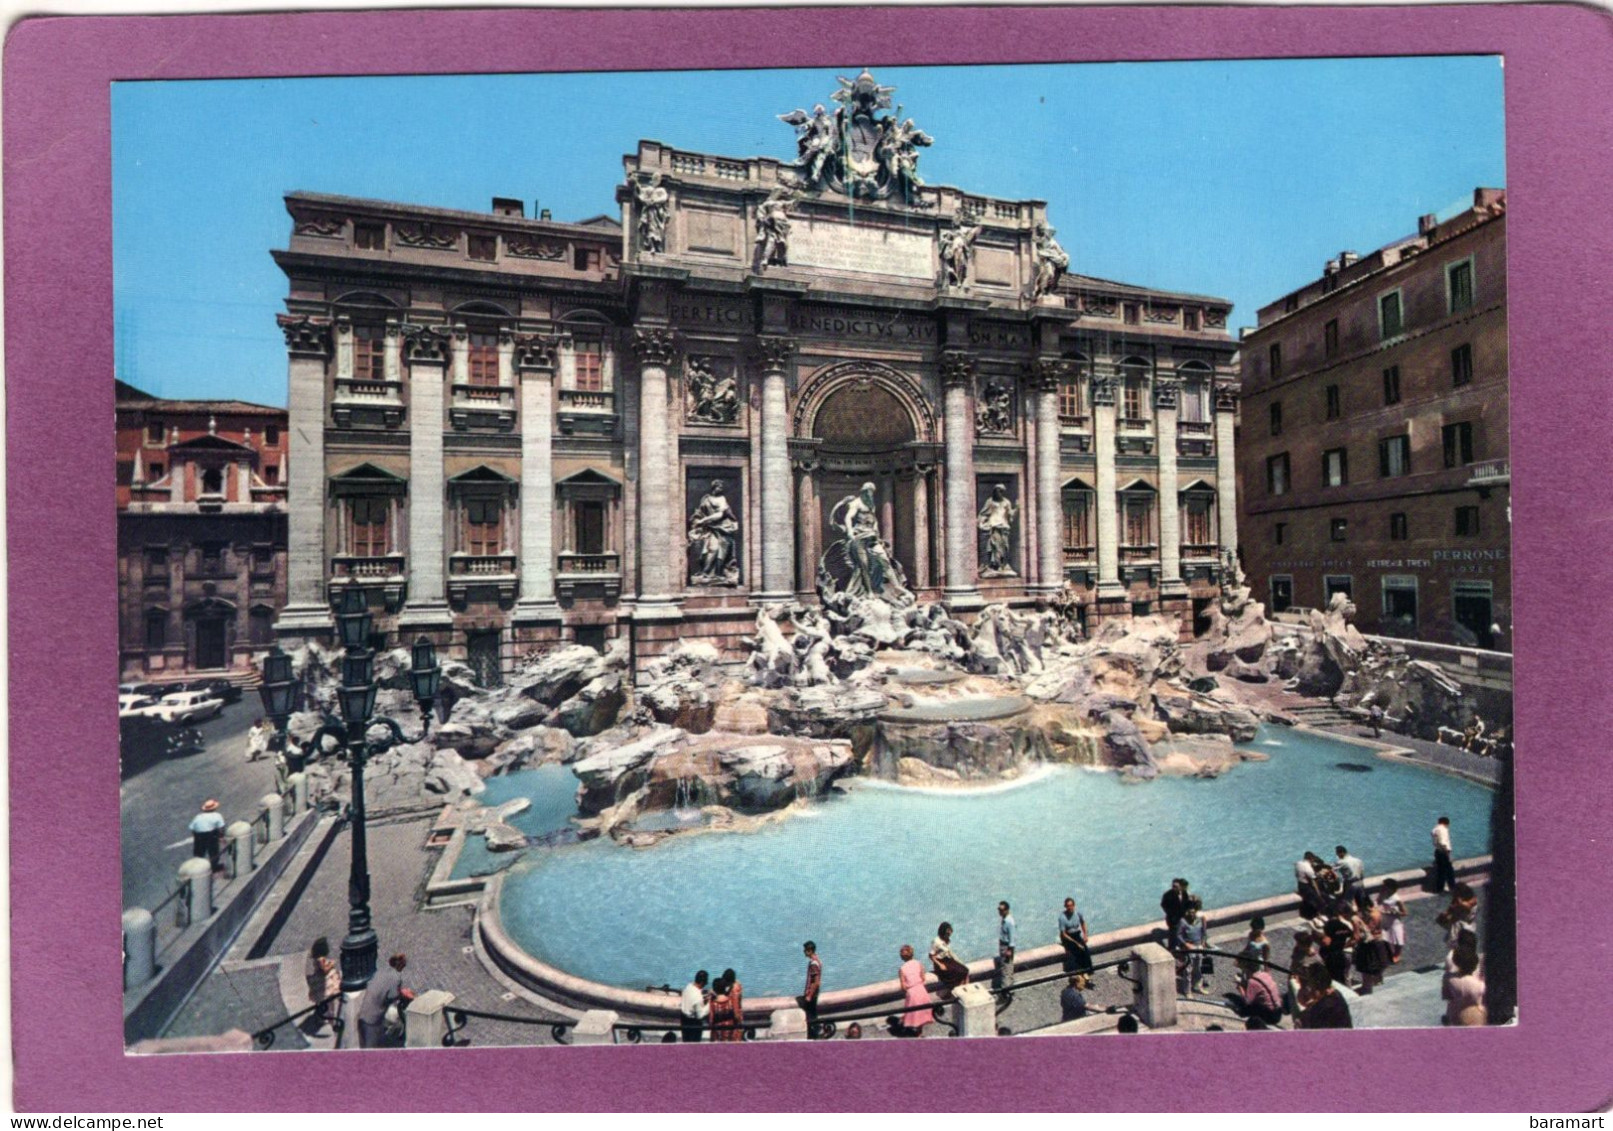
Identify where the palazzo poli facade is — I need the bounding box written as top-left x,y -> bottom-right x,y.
272,73 -> 1240,680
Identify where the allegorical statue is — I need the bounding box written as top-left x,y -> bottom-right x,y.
686,356 -> 739,425
940,216 -> 982,288
778,103 -> 840,188
876,116 -> 933,203
977,484 -> 1018,576
688,479 -> 740,586
755,186 -> 796,270
633,173 -> 670,254
820,482 -> 914,606
1032,221 -> 1070,299
976,379 -> 1013,436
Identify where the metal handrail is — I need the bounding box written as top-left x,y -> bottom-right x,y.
253,992 -> 345,1049
151,880 -> 191,929
441,1005 -> 576,1048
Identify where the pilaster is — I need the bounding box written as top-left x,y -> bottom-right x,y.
1092,367 -> 1125,600
941,349 -> 982,609
757,336 -> 797,602
1028,359 -> 1066,595
397,324 -> 453,629
273,314 -> 335,636
513,334 -> 562,623
1155,373 -> 1185,597
633,327 -> 683,619
1214,382 -> 1240,566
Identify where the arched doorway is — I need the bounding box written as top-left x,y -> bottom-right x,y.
800,374 -> 937,593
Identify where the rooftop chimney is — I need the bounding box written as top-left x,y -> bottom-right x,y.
1324,258 -> 1340,275
540,208 -> 552,221
1340,250 -> 1359,268
1418,213 -> 1439,236
492,197 -> 525,217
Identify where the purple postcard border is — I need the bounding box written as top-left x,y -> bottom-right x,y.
7,3 -> 1612,1113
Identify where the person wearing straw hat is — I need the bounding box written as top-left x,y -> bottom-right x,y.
189,799 -> 226,871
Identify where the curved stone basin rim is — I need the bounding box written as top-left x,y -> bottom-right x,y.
877,694 -> 1031,725
883,668 -> 968,687
476,858 -> 1494,1022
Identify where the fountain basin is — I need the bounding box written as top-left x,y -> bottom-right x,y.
493,726 -> 1497,995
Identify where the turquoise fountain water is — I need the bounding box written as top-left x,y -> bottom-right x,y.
451,763 -> 579,879
496,727 -> 1496,994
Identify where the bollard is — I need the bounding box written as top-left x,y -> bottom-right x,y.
122,908 -> 157,990
177,857 -> 213,925
260,793 -> 284,841
1129,942 -> 1177,1030
335,990 -> 364,1049
224,820 -> 255,878
288,771 -> 309,813
404,990 -> 457,1048
570,1009 -> 619,1046
763,1007 -> 808,1041
952,982 -> 998,1038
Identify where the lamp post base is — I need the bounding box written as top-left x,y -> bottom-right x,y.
340,926 -> 379,993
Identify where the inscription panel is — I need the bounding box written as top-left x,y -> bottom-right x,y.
788,304 -> 938,344
685,210 -> 739,257
790,218 -> 934,279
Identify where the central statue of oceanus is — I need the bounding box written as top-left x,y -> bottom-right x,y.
818,482 -> 915,606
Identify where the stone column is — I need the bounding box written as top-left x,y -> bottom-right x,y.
1029,360 -> 1066,595
1214,382 -> 1240,565
274,315 -> 335,636
1155,373 -> 1186,597
513,334 -> 560,623
912,467 -> 932,591
941,350 -> 982,610
398,326 -> 453,629
757,337 -> 797,602
794,458 -> 819,601
632,328 -> 681,616
1092,367 -> 1125,600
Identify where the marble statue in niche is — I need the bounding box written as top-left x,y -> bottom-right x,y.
687,479 -> 741,586
977,484 -> 1018,577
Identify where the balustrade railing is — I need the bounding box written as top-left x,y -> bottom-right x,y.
1062,545 -> 1096,564
557,551 -> 619,575
332,554 -> 406,581
450,553 -> 517,577
558,389 -> 615,412
451,383 -> 514,405
1119,545 -> 1158,563
334,377 -> 404,402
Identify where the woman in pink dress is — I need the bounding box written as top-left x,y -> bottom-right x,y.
898,945 -> 933,1035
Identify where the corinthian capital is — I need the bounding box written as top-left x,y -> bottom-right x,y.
756,336 -> 797,371
1024,357 -> 1070,393
1153,376 -> 1180,410
632,327 -> 681,368
512,332 -> 562,370
940,349 -> 976,388
403,323 -> 452,364
1214,382 -> 1239,412
277,314 -> 332,358
1091,374 -> 1117,407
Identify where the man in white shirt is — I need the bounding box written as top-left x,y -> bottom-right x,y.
679,970 -> 710,1042
1335,845 -> 1365,900
1431,816 -> 1457,893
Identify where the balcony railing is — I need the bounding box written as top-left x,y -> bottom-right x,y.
1180,543 -> 1219,560
1119,544 -> 1158,564
1467,458 -> 1510,486
557,551 -> 620,575
1177,420 -> 1213,436
452,383 -> 514,405
559,389 -> 615,412
332,380 -> 405,428
1120,417 -> 1153,430
450,553 -> 517,577
331,554 -> 405,582
1062,545 -> 1096,564
1058,413 -> 1091,429
334,378 -> 404,402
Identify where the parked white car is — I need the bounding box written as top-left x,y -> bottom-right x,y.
118,694 -> 166,721
153,690 -> 225,725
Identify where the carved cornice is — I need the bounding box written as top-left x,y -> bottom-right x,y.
755,336 -> 798,371
632,327 -> 681,368
1153,376 -> 1180,410
940,349 -> 976,388
395,221 -> 459,250
404,324 -> 453,364
290,208 -> 345,239
506,234 -> 567,261
278,314 -> 332,358
512,332 -> 562,370
1024,357 -> 1069,393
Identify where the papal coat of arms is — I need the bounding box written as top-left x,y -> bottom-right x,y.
779,69 -> 934,205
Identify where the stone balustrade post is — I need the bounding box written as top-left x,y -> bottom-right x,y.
177,857 -> 213,925
224,820 -> 255,877
951,982 -> 998,1038
404,989 -> 457,1048
1129,942 -> 1177,1030
763,1007 -> 809,1041
122,908 -> 157,990
570,1009 -> 620,1046
260,793 -> 284,842
287,771 -> 309,813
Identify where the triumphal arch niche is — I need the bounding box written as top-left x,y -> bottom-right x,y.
274,68 -> 1240,676
792,362 -> 940,596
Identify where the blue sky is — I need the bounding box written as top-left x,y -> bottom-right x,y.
112,57 -> 1505,406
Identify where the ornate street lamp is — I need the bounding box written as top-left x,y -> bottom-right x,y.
310,587 -> 441,992
256,645 -> 300,770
